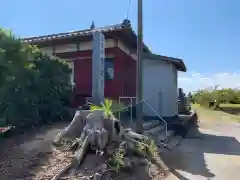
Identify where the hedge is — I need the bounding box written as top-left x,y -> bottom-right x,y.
0,29 -> 72,132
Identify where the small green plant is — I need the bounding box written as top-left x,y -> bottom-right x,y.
135,138 -> 159,159
135,140 -> 147,156
146,140 -> 158,157
107,149 -> 125,172
90,98 -> 126,117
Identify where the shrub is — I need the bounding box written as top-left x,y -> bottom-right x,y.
0,28 -> 72,131
191,86 -> 240,108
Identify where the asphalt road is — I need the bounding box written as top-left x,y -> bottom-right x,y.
162,115 -> 240,180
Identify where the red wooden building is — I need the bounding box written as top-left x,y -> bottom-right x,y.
24,19 -> 150,107
24,19 -> 186,118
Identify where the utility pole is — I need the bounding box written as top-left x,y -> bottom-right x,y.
136,0 -> 143,133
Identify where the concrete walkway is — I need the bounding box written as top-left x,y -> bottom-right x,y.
161,116 -> 240,180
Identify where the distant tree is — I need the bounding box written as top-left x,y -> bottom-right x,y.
191,86 -> 240,108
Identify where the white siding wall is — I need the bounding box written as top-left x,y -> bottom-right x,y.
39,39 -> 138,60
143,58 -> 178,117
40,39 -> 117,54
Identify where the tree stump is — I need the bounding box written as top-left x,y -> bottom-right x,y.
37,110 -> 163,180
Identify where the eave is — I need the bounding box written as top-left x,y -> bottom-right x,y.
22,20 -> 151,53
143,52 -> 187,72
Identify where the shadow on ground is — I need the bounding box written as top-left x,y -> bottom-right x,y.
160,113 -> 240,180
219,107 -> 240,116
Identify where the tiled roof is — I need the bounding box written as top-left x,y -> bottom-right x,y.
23,22 -> 127,43
23,19 -> 151,53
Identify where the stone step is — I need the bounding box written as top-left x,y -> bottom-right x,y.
143,121 -> 161,131
143,124 -> 165,136
143,124 -> 183,151
143,125 -> 172,146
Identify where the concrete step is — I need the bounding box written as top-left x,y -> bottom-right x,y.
143,124 -> 183,151
143,121 -> 160,131
143,125 -> 170,145
143,124 -> 165,136
141,112 -> 197,151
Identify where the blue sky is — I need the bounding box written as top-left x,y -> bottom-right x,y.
1,0 -> 240,92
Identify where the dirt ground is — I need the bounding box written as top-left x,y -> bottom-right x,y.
162,106 -> 240,180
1,106 -> 239,180
0,121 -> 167,180
0,122 -> 68,180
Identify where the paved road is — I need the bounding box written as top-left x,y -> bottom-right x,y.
161,118 -> 240,180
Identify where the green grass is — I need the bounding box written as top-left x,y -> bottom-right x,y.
219,103 -> 240,109
192,104 -> 240,122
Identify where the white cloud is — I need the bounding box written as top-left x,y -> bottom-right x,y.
178,72 -> 240,93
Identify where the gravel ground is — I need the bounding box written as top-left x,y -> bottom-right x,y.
0,122 -> 68,180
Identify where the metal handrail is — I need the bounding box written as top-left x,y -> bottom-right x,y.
118,96 -> 136,128
117,97 -> 168,143
140,100 -> 168,143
